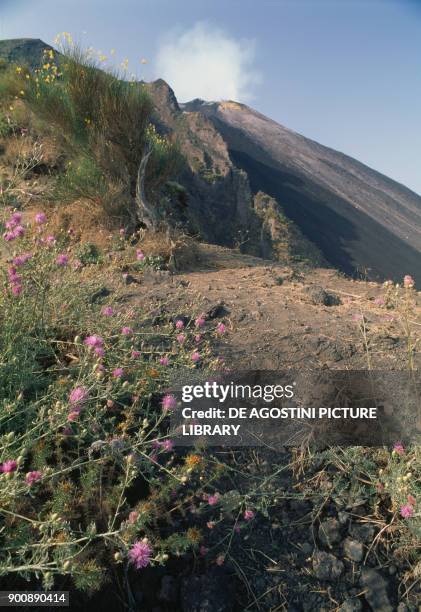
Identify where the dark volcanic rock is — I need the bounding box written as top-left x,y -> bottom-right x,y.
158,575 -> 178,603
343,538 -> 364,562
204,301 -> 230,320
360,568 -> 394,612
339,598 -> 363,612
304,285 -> 341,306
181,568 -> 235,612
89,287 -> 111,303
318,518 -> 342,547
312,551 -> 344,581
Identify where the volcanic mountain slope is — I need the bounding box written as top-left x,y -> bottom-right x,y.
1,38 -> 420,283
181,99 -> 421,283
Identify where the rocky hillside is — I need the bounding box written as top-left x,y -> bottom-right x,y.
1,38 -> 420,282
181,99 -> 421,283
0,38 -> 56,70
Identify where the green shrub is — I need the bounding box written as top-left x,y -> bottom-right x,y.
74,242 -> 102,266
1,44 -> 182,224
0,210 -> 223,593
54,155 -> 108,203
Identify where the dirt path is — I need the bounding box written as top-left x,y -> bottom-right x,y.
142,243 -> 421,371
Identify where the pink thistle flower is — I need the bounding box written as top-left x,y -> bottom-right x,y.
136,249 -> 145,261
112,367 -> 124,378
1,460 -> 17,473
56,254 -> 68,266
194,334 -> 202,343
403,275 -> 415,289
393,441 -> 405,455
191,351 -> 201,363
352,313 -> 364,322
207,493 -> 219,506
244,510 -> 255,521
13,253 -> 32,266
84,335 -> 103,348
374,298 -> 385,306
3,231 -> 17,241
35,212 -> 47,224
121,326 -> 133,336
26,471 -> 42,485
69,386 -> 89,405
95,347 -> 105,357
161,439 -> 174,452
45,235 -> 56,245
8,266 -> 20,282
162,394 -> 177,412
176,334 -> 186,344
101,306 -> 114,316
128,511 -> 138,524
159,356 -> 169,366
195,316 -> 205,328
11,284 -> 22,296
11,212 -> 22,224
13,225 -> 25,237
175,320 -> 184,329
216,322 -> 226,334
119,228 -> 125,236
400,504 -> 414,519
128,540 -> 153,569
131,350 -> 141,358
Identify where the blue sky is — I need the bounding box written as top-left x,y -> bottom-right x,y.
1,0 -> 420,194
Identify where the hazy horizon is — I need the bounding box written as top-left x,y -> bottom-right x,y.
1,0 -> 420,195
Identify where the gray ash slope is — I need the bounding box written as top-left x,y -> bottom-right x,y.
182,99 -> 421,283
